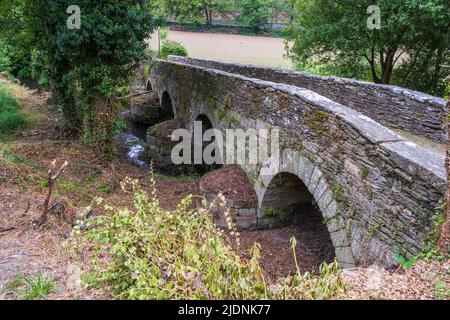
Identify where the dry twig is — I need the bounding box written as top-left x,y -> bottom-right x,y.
37,160 -> 69,226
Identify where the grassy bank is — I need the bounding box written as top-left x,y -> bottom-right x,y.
0,82 -> 29,140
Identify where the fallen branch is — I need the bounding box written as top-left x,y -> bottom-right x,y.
117,91 -> 153,100
37,160 -> 69,226
0,227 -> 16,233
23,202 -> 31,214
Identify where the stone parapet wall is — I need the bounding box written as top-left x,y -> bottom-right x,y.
168,56 -> 447,142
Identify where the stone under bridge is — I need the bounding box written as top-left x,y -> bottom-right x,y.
146,56 -> 447,269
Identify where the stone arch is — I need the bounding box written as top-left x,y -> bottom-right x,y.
255,149 -> 355,268
146,79 -> 153,91
193,113 -> 223,171
195,114 -> 213,134
160,91 -> 175,120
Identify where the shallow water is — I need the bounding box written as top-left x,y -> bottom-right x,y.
117,132 -> 149,170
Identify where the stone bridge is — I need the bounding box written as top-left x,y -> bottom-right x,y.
148,56 -> 447,268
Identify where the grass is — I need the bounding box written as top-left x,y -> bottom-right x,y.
0,83 -> 29,135
3,272 -> 55,300
435,275 -> 450,300
0,147 -> 25,164
155,171 -> 200,182
97,183 -> 112,195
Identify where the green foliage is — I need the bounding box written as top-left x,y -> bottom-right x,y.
393,253 -> 418,270
73,177 -> 346,300
160,40 -> 189,59
57,179 -> 77,194
435,275 -> 450,300
151,0 -> 291,33
97,183 -> 112,195
304,109 -> 330,134
0,148 -> 24,164
3,272 -> 55,300
331,184 -> 347,203
152,0 -> 234,25
1,1 -> 155,157
369,221 -> 383,236
0,84 -> 28,134
392,199 -> 448,267
359,165 -> 369,179
1,0 -> 155,155
0,0 -> 36,76
287,0 -> 449,95
156,171 -> 200,182
0,39 -> 14,74
236,0 -> 271,32
265,206 -> 288,222
159,27 -> 169,42
421,198 -> 447,259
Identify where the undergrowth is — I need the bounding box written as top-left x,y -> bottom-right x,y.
0,83 -> 29,136
72,175 -> 346,300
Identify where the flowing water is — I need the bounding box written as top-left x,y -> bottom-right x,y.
117,132 -> 149,170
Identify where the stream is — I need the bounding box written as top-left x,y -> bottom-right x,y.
117,114 -> 151,170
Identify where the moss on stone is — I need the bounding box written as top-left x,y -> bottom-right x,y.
279,95 -> 291,109
304,109 -> 331,134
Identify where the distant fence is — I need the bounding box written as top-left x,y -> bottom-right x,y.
166,17 -> 288,31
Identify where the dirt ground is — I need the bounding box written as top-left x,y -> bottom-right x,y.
147,30 -> 292,69
238,223 -> 335,279
0,79 -> 448,300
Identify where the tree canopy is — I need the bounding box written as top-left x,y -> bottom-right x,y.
0,0 -> 154,157
152,0 -> 234,25
287,0 -> 450,95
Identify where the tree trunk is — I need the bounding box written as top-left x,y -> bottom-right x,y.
380,48 -> 396,84
203,2 -> 212,26
367,47 -> 382,84
83,94 -> 117,159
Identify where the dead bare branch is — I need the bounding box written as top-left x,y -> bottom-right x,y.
37,160 -> 69,226
0,227 -> 16,233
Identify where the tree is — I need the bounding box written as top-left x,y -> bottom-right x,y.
236,0 -> 271,32
0,0 -> 44,79
287,0 -> 450,94
154,0 -> 233,25
3,0 -> 154,157
266,0 -> 290,29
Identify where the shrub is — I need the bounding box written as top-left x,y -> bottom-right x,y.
160,40 -> 188,59
0,39 -> 13,74
73,177 -> 346,300
0,84 -> 28,134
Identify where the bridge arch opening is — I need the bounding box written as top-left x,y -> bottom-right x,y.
160,91 -> 175,121
194,114 -> 222,173
261,172 -> 335,270
146,79 -> 152,91
196,114 -> 213,133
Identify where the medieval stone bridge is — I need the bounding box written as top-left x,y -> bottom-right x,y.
146,56 -> 447,269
